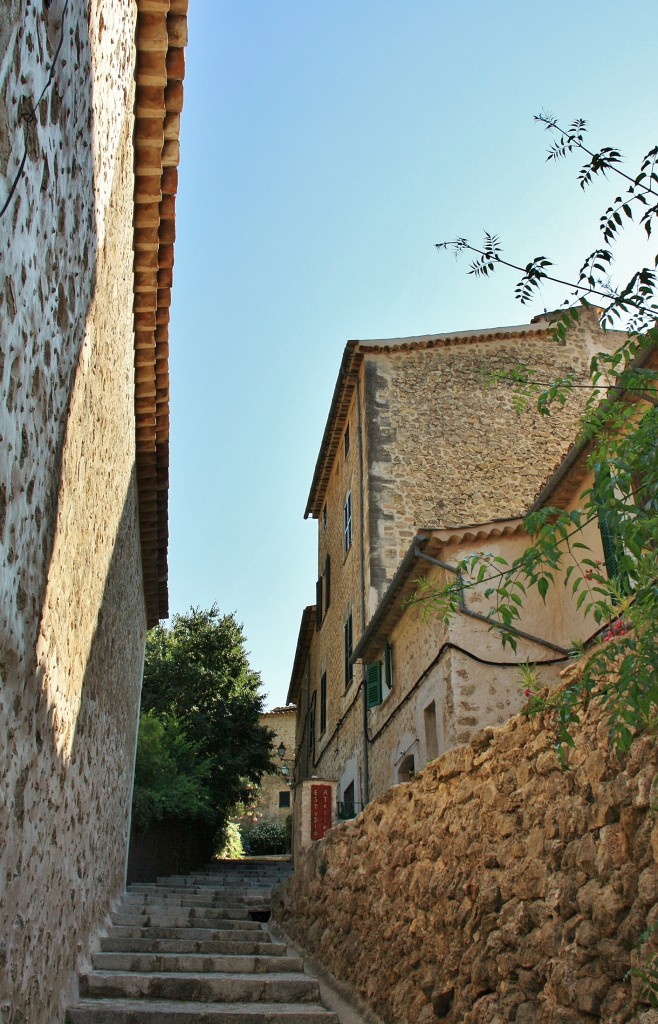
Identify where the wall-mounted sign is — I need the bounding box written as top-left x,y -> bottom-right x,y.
310,783 -> 332,841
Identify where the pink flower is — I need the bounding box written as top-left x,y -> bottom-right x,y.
524,688 -> 532,698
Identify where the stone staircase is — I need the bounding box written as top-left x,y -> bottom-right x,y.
66,859 -> 338,1024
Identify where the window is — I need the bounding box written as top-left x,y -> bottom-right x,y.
308,692 -> 316,754
324,554 -> 331,613
341,780 -> 355,819
398,754 -> 415,783
365,661 -> 382,708
383,640 -> 393,694
343,490 -> 353,552
278,790 -> 291,809
344,611 -> 353,688
320,672 -> 327,734
594,463 -> 627,588
322,504 -> 327,532
315,576 -> 323,629
344,424 -> 350,458
424,701 -> 438,762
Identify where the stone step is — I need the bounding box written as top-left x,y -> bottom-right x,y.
122,895 -> 268,909
100,937 -> 287,957
66,1000 -> 338,1024
111,909 -> 259,926
157,878 -> 286,889
107,926 -> 268,943
79,971 -> 321,1003
91,953 -> 303,974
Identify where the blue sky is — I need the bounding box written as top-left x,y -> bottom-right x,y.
167,1 -> 658,708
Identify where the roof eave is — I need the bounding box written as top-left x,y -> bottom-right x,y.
304,343 -> 362,519
287,606 -> 316,705
133,0 -> 188,627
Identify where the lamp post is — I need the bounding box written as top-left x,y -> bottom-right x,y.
277,742 -> 293,786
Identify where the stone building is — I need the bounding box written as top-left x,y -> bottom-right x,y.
252,706 -> 297,823
0,1 -> 187,1019
288,310 -> 624,836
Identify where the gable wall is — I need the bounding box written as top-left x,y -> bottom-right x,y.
363,312 -> 618,601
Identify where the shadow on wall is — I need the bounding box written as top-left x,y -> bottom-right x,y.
0,475 -> 146,1023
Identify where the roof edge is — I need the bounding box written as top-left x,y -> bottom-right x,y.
287,605 -> 316,705
133,0 -> 189,627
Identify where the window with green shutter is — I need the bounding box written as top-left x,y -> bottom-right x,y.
366,661 -> 382,708
594,463 -> 626,587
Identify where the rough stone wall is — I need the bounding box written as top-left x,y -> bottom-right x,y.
363,313 -> 620,599
275,687 -> 658,1024
0,2 -> 147,1021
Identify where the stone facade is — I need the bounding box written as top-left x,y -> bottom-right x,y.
290,312 -> 621,833
0,1 -> 186,1019
274,679 -> 658,1024
253,707 -> 297,823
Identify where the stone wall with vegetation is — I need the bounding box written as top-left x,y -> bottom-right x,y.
274,678 -> 658,1024
0,3 -> 146,1021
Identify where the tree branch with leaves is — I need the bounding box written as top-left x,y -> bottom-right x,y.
426,115 -> 658,759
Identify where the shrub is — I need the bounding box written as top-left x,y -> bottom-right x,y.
242,820 -> 289,855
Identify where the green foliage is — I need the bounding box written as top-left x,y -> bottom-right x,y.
215,820 -> 245,860
136,605 -> 275,833
242,820 -> 290,855
430,116 -> 658,760
132,712 -> 215,831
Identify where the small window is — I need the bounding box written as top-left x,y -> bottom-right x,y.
315,577 -> 323,630
322,504 -> 327,532
308,692 -> 316,753
340,780 -> 356,819
344,424 -> 350,458
398,754 -> 415,783
324,554 -> 331,613
424,701 -> 438,762
383,640 -> 393,693
320,672 -> 327,735
344,611 -> 353,688
279,790 -> 291,809
343,491 -> 353,552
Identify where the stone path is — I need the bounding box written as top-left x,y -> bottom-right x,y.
66,859 -> 339,1024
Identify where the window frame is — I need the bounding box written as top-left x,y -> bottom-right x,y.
343,490 -> 353,553
320,671 -> 327,735
344,610 -> 353,689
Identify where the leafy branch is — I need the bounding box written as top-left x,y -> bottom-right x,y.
429,115 -> 658,758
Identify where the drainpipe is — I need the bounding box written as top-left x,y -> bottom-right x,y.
346,370 -> 369,805
415,547 -> 568,655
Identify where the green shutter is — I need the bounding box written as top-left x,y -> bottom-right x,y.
597,508 -> 620,580
366,662 -> 382,708
594,464 -> 622,583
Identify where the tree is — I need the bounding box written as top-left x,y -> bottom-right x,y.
428,115 -> 658,757
135,605 -> 274,832
131,712 -> 215,831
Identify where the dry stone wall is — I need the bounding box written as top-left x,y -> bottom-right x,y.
275,681 -> 658,1024
1,2 -> 147,1021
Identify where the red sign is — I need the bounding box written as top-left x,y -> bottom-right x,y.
310,784 -> 332,841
